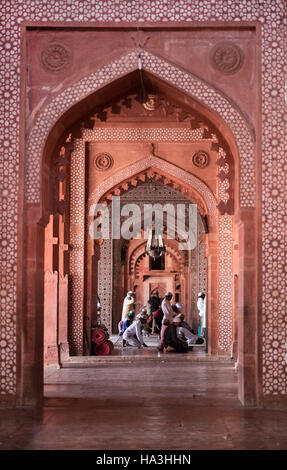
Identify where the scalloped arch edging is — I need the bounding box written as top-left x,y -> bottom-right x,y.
89,155 -> 217,229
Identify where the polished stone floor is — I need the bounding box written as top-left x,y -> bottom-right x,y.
64,334 -> 216,365
0,361 -> 287,450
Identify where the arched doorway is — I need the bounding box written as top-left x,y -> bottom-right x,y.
20,52 -> 259,407
99,181 -> 208,337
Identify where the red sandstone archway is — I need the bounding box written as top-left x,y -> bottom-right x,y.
19,54 -> 259,408
88,174 -> 210,338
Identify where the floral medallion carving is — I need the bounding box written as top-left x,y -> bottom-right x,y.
211,42 -> 243,74
41,43 -> 72,72
192,150 -> 209,168
94,152 -> 114,171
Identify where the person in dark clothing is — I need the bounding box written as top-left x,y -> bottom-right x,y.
149,290 -> 161,312
163,315 -> 188,353
153,307 -> 164,333
148,290 -> 161,332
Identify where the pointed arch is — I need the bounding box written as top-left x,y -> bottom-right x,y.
88,155 -> 217,229
26,50 -> 254,208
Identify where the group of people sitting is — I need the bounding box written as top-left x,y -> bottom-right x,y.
118,290 -> 205,353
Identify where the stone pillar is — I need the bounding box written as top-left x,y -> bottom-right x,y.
84,233 -> 93,355
207,234 -> 218,355
69,139 -> 85,355
190,247 -> 198,331
231,273 -> 239,360
237,209 -> 259,406
43,215 -> 59,365
91,243 -> 101,325
218,214 -> 233,355
18,205 -> 45,407
58,215 -> 69,363
98,238 -> 113,331
112,239 -> 123,333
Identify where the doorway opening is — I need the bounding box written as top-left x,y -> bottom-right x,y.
42,70 -> 237,364
20,52 -> 259,406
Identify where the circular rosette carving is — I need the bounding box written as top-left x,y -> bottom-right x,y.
41,43 -> 72,72
192,150 -> 209,169
211,42 -> 243,74
94,153 -> 114,171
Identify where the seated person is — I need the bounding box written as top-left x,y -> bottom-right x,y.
163,315 -> 188,353
123,311 -> 148,348
158,305 -> 181,351
178,313 -> 195,333
176,314 -> 204,348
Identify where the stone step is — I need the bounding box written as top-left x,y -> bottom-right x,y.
62,353 -> 233,367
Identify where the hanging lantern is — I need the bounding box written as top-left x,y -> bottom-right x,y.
144,167 -> 166,260
145,225 -> 166,260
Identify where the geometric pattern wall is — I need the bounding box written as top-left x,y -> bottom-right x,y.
0,1 -> 285,397
218,215 -> 233,352
69,139 -> 85,355
198,242 -> 207,297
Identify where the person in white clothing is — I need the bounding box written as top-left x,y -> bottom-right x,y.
178,325 -> 198,347
123,312 -> 148,348
175,313 -> 204,348
161,292 -> 175,323
175,304 -> 194,333
197,292 -> 206,337
121,291 -> 135,322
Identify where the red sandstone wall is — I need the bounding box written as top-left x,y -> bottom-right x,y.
0,1 -> 285,407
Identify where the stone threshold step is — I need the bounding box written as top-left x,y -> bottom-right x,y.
61,355 -> 234,367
